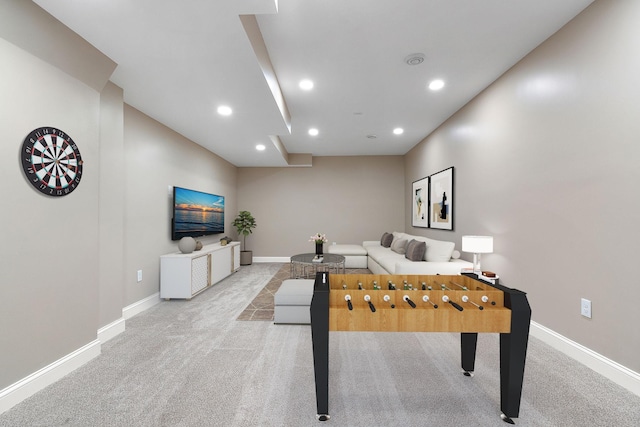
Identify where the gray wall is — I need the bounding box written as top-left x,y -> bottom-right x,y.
123,106 -> 237,306
0,1 -> 237,392
237,156 -> 405,257
0,27 -> 102,387
404,0 -> 640,372
99,81 -> 125,327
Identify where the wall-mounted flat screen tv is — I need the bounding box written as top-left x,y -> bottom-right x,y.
172,186 -> 224,240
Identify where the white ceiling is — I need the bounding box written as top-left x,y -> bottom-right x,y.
34,0 -> 594,167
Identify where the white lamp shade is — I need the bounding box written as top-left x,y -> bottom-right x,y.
462,236 -> 493,254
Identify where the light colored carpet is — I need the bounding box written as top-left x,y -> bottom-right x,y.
1,263 -> 639,427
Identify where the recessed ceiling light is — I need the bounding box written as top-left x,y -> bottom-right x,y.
428,79 -> 445,91
308,128 -> 319,136
393,128 -> 404,135
299,79 -> 314,90
217,105 -> 232,116
256,144 -> 266,151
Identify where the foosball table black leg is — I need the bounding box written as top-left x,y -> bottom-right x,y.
461,332 -> 478,376
311,272 -> 330,421
499,289 -> 532,423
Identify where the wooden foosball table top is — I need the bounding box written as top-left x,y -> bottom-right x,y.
327,274 -> 511,333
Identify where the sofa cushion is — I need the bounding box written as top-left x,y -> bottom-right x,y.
423,238 -> 455,262
327,244 -> 367,256
380,232 -> 393,247
365,244 -> 392,260
373,253 -> 402,274
405,239 -> 426,262
390,238 -> 408,254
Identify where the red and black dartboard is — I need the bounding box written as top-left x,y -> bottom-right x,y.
21,127 -> 83,197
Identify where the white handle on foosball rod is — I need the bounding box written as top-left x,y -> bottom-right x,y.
462,295 -> 484,310
481,295 -> 496,305
422,295 -> 438,308
383,294 -> 395,308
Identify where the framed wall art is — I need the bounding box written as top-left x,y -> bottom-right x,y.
429,167 -> 454,230
411,177 -> 428,228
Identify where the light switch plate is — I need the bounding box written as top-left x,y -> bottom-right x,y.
581,298 -> 592,318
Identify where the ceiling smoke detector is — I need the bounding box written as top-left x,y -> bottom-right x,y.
405,53 -> 425,66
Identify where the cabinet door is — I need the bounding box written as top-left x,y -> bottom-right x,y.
211,247 -> 232,285
191,254 -> 210,295
233,244 -> 240,271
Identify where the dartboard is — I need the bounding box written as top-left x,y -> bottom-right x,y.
21,127 -> 83,197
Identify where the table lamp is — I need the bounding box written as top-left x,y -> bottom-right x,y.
462,236 -> 493,274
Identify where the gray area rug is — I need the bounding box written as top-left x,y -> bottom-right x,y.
1,263 -> 639,427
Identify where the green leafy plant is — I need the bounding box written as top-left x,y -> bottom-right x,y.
232,210 -> 257,251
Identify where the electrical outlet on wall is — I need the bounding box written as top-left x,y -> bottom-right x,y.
137,270 -> 143,282
581,298 -> 592,318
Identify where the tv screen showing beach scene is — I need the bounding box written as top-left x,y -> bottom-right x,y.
172,186 -> 224,240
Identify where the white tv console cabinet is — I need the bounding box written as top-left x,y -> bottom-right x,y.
160,241 -> 240,299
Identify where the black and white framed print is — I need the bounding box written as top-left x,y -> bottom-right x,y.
411,177 -> 428,228
428,167 -> 453,230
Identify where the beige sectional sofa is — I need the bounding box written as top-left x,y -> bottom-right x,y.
363,231 -> 472,275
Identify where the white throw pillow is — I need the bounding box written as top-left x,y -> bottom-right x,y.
390,238 -> 408,254
392,231 -> 405,241
423,238 -> 455,262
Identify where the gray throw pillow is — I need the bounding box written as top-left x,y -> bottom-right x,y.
380,232 -> 393,248
390,238 -> 408,254
405,239 -> 426,261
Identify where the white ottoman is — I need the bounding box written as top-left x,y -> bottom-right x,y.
274,279 -> 315,324
327,244 -> 368,268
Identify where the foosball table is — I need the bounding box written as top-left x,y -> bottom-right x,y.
310,272 -> 531,424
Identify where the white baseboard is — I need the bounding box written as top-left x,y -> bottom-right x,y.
530,321 -> 640,397
253,256 -> 290,263
97,317 -> 126,344
0,340 -> 101,415
123,292 -> 160,319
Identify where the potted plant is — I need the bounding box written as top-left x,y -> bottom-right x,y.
232,210 -> 257,265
